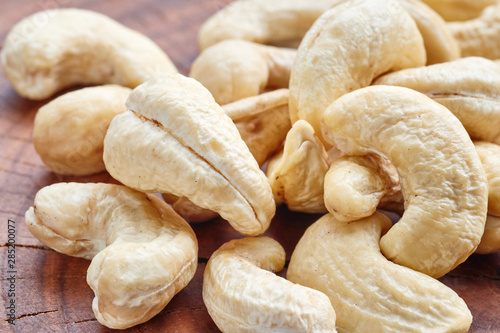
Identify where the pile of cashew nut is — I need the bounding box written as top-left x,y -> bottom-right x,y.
2,0 -> 500,330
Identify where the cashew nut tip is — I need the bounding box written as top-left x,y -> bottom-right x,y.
203,236 -> 337,332
24,183 -> 198,329
0,8 -> 177,100
190,39 -> 296,104
321,85 -> 488,278
33,85 -> 131,176
103,73 -> 275,236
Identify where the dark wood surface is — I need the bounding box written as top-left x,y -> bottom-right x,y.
1,1 -> 499,332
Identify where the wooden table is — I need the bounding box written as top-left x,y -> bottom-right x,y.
1,1 -> 499,332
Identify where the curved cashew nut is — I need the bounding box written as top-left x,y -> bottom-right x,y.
203,237 -> 337,332
33,85 -> 131,175
0,8 -> 177,100
287,212 -> 472,332
24,183 -> 198,329
324,155 -> 400,222
289,0 -> 426,145
189,40 -> 295,104
267,120 -> 331,213
321,85 -> 488,278
448,3 -> 500,59
104,73 -> 275,236
375,57 -> 500,145
421,0 -> 497,21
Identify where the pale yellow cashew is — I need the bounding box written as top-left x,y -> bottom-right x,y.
190,40 -> 295,104
421,0 -> 498,21
448,3 -> 500,59
0,8 -> 177,100
267,120 -> 331,213
477,215 -> 500,254
24,183 -> 198,329
287,212 -> 472,332
33,85 -> 131,176
203,237 -> 337,332
104,73 -> 275,236
321,85 -> 488,278
289,0 -> 426,145
375,57 -> 500,145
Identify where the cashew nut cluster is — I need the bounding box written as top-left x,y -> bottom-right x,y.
375,57 -> 500,145
287,212 -> 473,332
421,0 -> 498,21
321,85 -> 488,278
0,8 -> 177,100
203,237 -> 337,332
103,73 -> 275,236
33,85 -> 131,175
24,183 -> 198,329
289,0 -> 426,144
190,40 -> 295,104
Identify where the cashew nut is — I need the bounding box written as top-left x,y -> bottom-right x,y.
24,183 -> 198,329
162,193 -> 218,223
189,40 -> 295,104
448,3 -> 500,59
33,85 -> 131,175
0,8 -> 177,100
267,120 -> 331,213
289,0 -> 426,145
421,0 -> 498,21
324,155 -> 400,222
477,215 -> 500,254
287,212 -> 472,332
375,57 -> 500,145
203,237 -> 337,332
321,85 -> 488,278
103,73 -> 275,236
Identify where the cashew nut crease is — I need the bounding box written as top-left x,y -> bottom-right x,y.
24,183 -> 198,329
190,40 -> 295,104
421,0 -> 498,21
267,120 -> 331,213
321,85 -> 488,278
289,0 -> 426,145
203,237 -> 337,332
0,8 -> 177,100
287,213 -> 472,332
375,57 -> 500,145
324,155 -> 400,222
104,73 -> 275,236
448,3 -> 500,59
33,85 -> 131,175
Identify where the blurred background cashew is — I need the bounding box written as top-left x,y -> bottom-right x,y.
421,0 -> 498,21
33,85 -> 131,176
0,8 -> 177,100
321,85 -> 488,278
24,183 -> 198,329
203,237 -> 337,332
287,212 -> 472,332
190,40 -> 295,104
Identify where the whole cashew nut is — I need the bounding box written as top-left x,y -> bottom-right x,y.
321,85 -> 488,278
0,8 -> 177,100
203,237 -> 337,332
190,40 -> 295,104
289,0 -> 426,145
421,0 -> 498,21
375,57 -> 500,145
287,212 -> 472,332
104,73 -> 275,236
33,85 -> 131,175
24,183 -> 198,329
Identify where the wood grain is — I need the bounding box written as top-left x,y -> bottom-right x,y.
0,1 -> 499,332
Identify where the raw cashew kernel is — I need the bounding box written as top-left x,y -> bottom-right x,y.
162,193 -> 218,223
0,8 -> 177,100
24,183 -> 198,329
321,85 -> 488,278
267,120 -> 331,213
203,237 -> 337,332
104,73 -> 275,236
289,0 -> 426,145
375,57 -> 500,145
190,40 -> 295,104
287,212 -> 472,332
33,85 -> 131,176
421,0 -> 498,21
477,215 -> 500,254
